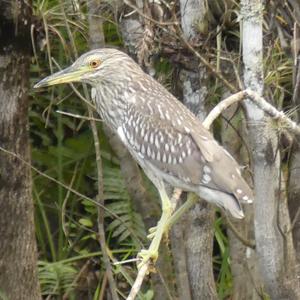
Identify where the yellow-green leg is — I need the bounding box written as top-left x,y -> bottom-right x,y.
147,193 -> 198,240
137,188 -> 173,268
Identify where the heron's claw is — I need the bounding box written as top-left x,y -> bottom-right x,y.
147,226 -> 157,240
137,249 -> 158,269
147,223 -> 170,240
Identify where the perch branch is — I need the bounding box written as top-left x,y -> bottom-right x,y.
126,262 -> 150,300
203,89 -> 300,135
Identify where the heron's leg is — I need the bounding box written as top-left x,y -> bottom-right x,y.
137,187 -> 173,268
147,192 -> 198,240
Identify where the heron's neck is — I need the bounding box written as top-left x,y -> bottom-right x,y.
92,80 -> 129,131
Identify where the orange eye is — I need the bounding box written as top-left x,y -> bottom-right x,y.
89,59 -> 101,68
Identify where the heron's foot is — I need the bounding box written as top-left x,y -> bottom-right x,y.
147,226 -> 157,240
147,224 -> 170,240
137,248 -> 159,269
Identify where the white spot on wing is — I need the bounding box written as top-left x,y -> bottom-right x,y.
243,195 -> 253,203
246,247 -> 252,258
162,153 -> 167,163
155,136 -> 160,148
91,87 -> 97,100
157,151 -> 161,161
236,189 -> 242,194
203,165 -> 211,173
184,126 -> 191,133
117,126 -> 126,143
203,174 -> 211,183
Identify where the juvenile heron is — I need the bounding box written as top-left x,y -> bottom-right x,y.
34,48 -> 253,265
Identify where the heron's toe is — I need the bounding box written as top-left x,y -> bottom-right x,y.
137,249 -> 158,269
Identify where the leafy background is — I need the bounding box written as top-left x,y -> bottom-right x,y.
28,0 -> 294,299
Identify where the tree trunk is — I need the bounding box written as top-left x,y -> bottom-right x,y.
241,0 -> 300,298
0,2 -> 41,299
221,99 -> 261,300
172,1 -> 217,299
288,20 -> 300,266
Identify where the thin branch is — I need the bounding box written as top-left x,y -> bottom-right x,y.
245,89 -> 300,136
203,91 -> 246,129
126,262 -> 150,300
56,110 -> 102,122
88,104 -> 120,300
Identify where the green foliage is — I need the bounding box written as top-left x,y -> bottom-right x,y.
29,0 -> 296,298
214,217 -> 233,299
38,261 -> 77,298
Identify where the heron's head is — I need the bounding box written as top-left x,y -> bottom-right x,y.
34,48 -> 141,89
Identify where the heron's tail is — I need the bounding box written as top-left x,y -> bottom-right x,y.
197,186 -> 245,219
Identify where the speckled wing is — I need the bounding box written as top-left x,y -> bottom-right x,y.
121,90 -> 253,205
121,105 -> 206,187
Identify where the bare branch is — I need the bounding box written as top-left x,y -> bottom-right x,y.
203,89 -> 300,136
245,89 -> 300,136
126,262 -> 150,300
56,110 -> 102,122
203,91 -> 246,129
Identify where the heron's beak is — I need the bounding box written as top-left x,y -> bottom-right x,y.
34,66 -> 88,88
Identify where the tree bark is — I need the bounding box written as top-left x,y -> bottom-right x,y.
241,0 -> 300,298
172,1 -> 217,299
0,2 -> 41,299
288,20 -> 300,265
221,99 -> 261,300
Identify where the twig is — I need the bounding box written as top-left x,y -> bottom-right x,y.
114,258 -> 140,265
60,1 -> 120,296
88,104 -> 120,300
99,271 -> 108,300
62,162 -> 79,246
56,110 -> 102,122
126,262 -> 150,300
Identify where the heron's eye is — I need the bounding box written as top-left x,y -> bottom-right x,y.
89,59 -> 101,69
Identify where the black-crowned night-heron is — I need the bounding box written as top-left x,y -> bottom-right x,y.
34,48 -> 253,266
